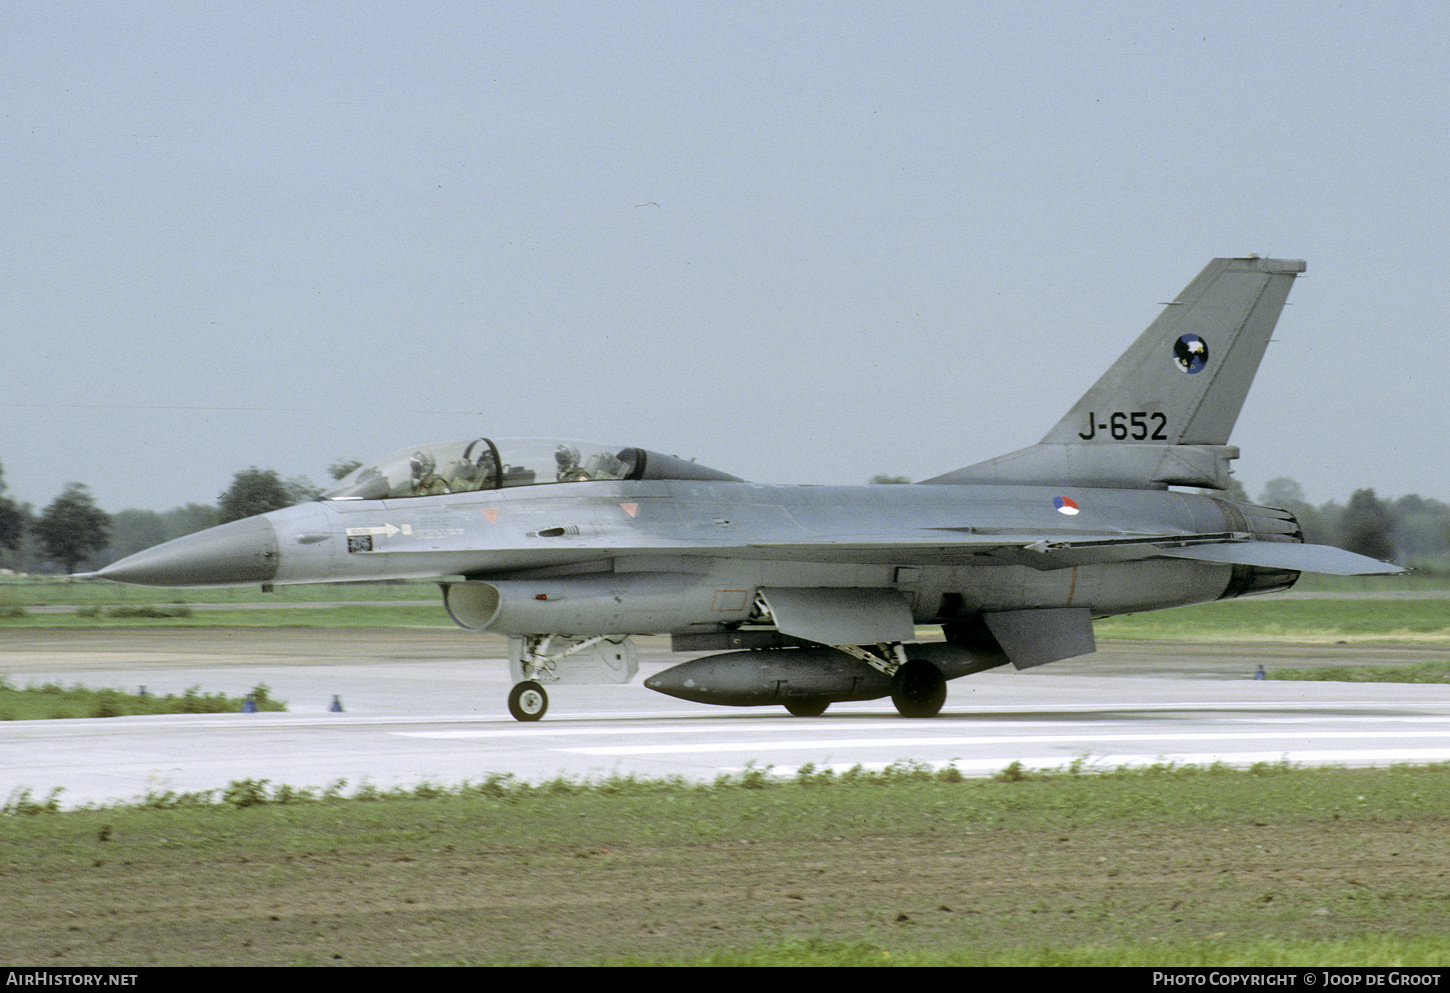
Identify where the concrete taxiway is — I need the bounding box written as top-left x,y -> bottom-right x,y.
4,629 -> 1450,808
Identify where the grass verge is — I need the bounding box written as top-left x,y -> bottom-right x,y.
3,596 -> 1446,640
1095,598 -> 1450,643
1267,661 -> 1450,683
3,762 -> 1450,966
597,935 -> 1450,966
0,603 -> 451,628
0,577 -> 439,607
0,677 -> 285,720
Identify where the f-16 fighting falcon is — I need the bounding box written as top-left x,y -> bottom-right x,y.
95,257 -> 1401,721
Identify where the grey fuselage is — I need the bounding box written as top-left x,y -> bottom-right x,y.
160,478 -> 1292,634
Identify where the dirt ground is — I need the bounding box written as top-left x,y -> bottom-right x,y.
3,808 -> 1445,966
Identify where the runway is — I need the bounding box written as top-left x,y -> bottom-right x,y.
4,630 -> 1450,808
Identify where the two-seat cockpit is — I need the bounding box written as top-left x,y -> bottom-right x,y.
324,438 -> 742,501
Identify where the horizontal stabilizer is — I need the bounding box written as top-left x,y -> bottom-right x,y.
1155,541 -> 1404,576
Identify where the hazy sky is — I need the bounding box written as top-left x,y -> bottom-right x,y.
3,2 -> 1446,513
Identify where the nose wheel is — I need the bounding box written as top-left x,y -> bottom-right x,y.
508,680 -> 549,722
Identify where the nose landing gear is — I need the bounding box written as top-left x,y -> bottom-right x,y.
507,681 -> 548,722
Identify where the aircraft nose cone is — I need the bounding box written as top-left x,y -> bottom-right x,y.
98,515 -> 280,587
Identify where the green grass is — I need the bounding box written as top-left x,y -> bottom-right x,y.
1268,661 -> 1450,683
598,936 -> 1450,966
0,576 -> 438,607
0,677 -> 285,720
64,758 -> 1450,823
0,576 -> 451,627
1095,597 -> 1450,642
5,763 -> 1450,965
1292,571 -> 1450,593
0,603 -> 451,628
3,576 -> 1447,641
3,597 -> 1445,638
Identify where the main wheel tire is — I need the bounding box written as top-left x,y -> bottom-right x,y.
784,698 -> 830,717
508,680 -> 548,722
890,660 -> 946,718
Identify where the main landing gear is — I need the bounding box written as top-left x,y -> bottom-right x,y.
824,642 -> 949,719
890,659 -> 947,719
507,681 -> 548,722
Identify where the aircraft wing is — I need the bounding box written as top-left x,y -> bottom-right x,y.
732,530 -> 1403,575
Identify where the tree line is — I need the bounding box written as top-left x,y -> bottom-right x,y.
0,460 -> 359,576
1,460 -> 1444,576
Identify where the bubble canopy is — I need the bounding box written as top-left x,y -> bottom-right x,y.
324,438 -> 742,501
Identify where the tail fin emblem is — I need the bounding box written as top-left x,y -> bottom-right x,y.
1173,334 -> 1209,374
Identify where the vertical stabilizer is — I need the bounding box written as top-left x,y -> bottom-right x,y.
1041,256 -> 1305,447
925,257 -> 1305,489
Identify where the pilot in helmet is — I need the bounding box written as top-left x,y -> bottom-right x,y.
410,451 -> 447,494
555,444 -> 589,482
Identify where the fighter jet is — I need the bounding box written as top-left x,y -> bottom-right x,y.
96,257 -> 1400,721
